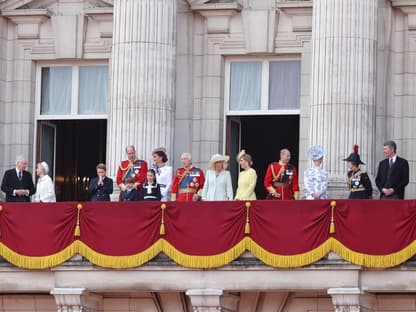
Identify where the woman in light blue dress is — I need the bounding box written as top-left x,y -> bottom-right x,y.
304,145 -> 328,200
202,154 -> 233,201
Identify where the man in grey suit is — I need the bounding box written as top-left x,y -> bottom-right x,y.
375,141 -> 409,199
1,156 -> 35,202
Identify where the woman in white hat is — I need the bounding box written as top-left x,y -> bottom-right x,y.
304,145 -> 328,200
201,154 -> 233,201
32,161 -> 56,202
235,150 -> 257,200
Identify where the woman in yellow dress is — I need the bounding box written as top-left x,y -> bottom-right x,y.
235,150 -> 257,200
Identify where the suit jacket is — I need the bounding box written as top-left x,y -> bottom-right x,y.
375,156 -> 409,199
120,189 -> 139,201
88,176 -> 113,201
1,169 -> 35,202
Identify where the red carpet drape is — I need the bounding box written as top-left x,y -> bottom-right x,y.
0,200 -> 415,269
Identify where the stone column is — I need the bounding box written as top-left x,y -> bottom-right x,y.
309,0 -> 378,197
186,289 -> 239,312
50,288 -> 103,312
328,288 -> 376,312
107,0 -> 176,177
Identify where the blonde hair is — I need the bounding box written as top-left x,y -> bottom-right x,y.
240,153 -> 253,166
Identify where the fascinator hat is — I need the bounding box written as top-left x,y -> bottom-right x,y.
307,145 -> 324,161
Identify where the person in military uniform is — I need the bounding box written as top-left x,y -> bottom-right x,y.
116,145 -> 148,194
171,153 -> 205,201
264,148 -> 299,200
344,145 -> 373,199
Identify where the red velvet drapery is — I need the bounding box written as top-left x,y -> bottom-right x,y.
0,200 -> 415,269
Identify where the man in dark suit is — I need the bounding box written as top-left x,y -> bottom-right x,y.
1,156 -> 35,202
88,163 -> 113,201
375,141 -> 409,199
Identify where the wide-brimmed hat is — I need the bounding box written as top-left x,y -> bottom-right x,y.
307,145 -> 324,161
208,154 -> 230,169
344,145 -> 365,165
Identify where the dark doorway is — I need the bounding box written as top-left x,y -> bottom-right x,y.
226,115 -> 299,199
37,120 -> 106,201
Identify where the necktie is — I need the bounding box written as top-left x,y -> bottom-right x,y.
389,158 -> 393,168
18,171 -> 22,180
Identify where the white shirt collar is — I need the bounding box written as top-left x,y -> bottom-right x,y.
390,154 -> 397,163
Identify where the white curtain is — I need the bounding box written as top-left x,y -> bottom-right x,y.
230,61 -> 262,111
41,67 -> 72,115
269,61 -> 301,110
78,65 -> 108,114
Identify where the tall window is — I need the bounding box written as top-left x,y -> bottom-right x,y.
226,59 -> 301,114
269,60 -> 301,110
39,64 -> 109,117
230,61 -> 262,110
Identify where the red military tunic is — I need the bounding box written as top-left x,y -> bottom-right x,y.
116,159 -> 148,191
264,162 -> 299,200
171,166 -> 205,201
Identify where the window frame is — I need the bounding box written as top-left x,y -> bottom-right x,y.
224,56 -> 301,116
35,60 -> 109,120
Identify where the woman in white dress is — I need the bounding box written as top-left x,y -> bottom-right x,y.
32,161 -> 56,202
202,154 -> 233,201
304,145 -> 328,200
151,147 -> 173,202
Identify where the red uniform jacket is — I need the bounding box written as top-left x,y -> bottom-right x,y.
264,162 -> 299,200
171,166 -> 205,201
116,159 -> 148,190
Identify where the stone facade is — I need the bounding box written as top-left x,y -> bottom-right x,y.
2,0 -> 416,310
0,0 -> 415,198
1,0 -> 416,199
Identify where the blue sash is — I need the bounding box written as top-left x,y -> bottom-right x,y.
123,160 -> 144,180
179,168 -> 200,189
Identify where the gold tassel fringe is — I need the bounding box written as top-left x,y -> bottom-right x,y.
1,237 -> 416,269
244,202 -> 251,234
76,240 -> 162,269
247,237 -> 332,268
329,222 -> 335,234
161,238 -> 247,269
329,201 -> 336,234
160,204 -> 166,235
74,203 -> 83,237
245,223 -> 250,235
0,242 -> 78,269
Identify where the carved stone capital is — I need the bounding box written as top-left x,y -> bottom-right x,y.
276,1 -> 312,32
191,2 -> 241,34
1,9 -> 50,39
392,1 -> 416,31
50,288 -> 103,312
186,289 -> 239,312
328,288 -> 376,312
85,7 -> 113,38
